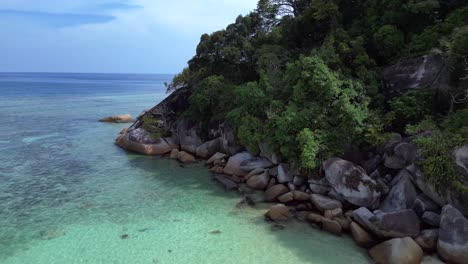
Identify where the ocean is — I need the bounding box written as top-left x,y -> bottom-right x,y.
0,72 -> 369,264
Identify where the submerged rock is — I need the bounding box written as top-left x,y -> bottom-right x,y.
214,175 -> 238,191
99,114 -> 134,123
265,204 -> 289,221
40,229 -> 66,240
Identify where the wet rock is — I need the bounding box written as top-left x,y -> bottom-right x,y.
224,152 -> 253,176
324,158 -> 381,209
206,152 -> 228,165
307,213 -> 326,224
278,192 -> 294,203
265,204 -> 289,221
177,151 -> 196,163
322,219 -> 342,236
437,205 -> 468,264
369,237 -> 423,264
292,191 -> 310,201
99,114 -> 134,123
116,129 -> 173,155
415,229 -> 438,252
310,194 -> 342,212
277,164 -> 293,183
246,171 -> 270,191
170,149 -> 179,159
350,222 -> 376,248
196,138 -> 221,159
214,175 -> 238,191
422,211 -> 441,227
264,184 -> 289,202
380,170 -> 417,212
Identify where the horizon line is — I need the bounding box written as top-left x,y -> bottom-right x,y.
0,71 -> 176,75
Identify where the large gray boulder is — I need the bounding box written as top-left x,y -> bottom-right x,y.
240,157 -> 273,173
310,194 -> 342,212
353,207 -> 420,238
246,171 -> 270,190
382,54 -> 448,98
308,178 -> 332,195
437,205 -> 468,264
195,138 -> 220,159
171,119 -> 203,154
224,152 -> 253,176
116,128 -> 174,155
413,194 -> 440,215
454,144 -> 468,177
369,237 -> 423,264
406,165 -> 447,206
380,170 -> 417,212
384,142 -> 418,169
264,184 -> 289,202
415,229 -> 439,252
324,158 -> 381,209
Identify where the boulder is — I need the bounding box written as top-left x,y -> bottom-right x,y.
413,194 -> 440,215
264,184 -> 289,202
420,255 -> 445,264
380,170 -> 417,212
406,165 -> 447,207
350,222 -> 376,248
206,152 -> 228,165
195,138 -> 220,159
422,211 -> 441,227
277,164 -> 293,183
308,178 -> 332,195
382,54 -> 448,98
310,194 -> 342,212
384,142 -> 418,169
170,149 -> 179,159
307,213 -> 326,224
454,144 -> 468,177
362,155 -> 383,174
415,229 -> 439,252
324,208 -> 343,219
293,175 -> 307,186
116,129 -> 173,155
324,158 -> 381,209
292,191 -> 310,201
224,152 -> 253,176
353,207 -> 420,238
259,142 -> 280,164
322,219 -> 342,236
278,192 -> 294,203
171,119 -> 203,154
240,157 -> 274,173
246,171 -> 270,190
265,204 -> 289,221
99,114 -> 134,123
369,237 -> 423,264
437,205 -> 468,264
177,151 -> 196,163
214,175 -> 238,191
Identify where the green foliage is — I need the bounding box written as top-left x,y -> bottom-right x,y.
297,128 -> 322,169
373,25 -> 405,59
389,90 -> 434,127
141,115 -> 170,140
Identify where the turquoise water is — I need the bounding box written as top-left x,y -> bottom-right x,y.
0,73 -> 370,264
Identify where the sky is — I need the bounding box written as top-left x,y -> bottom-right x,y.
0,0 -> 257,74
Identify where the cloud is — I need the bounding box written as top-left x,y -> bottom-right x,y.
0,9 -> 115,27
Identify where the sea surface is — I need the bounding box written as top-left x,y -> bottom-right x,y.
0,73 -> 370,264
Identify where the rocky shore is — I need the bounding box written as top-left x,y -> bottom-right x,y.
114,55 -> 468,264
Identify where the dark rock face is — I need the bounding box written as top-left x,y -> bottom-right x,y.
308,178 -> 332,195
380,170 -> 417,212
277,163 -> 293,184
240,158 -> 274,173
171,119 -> 203,154
415,229 -> 439,252
324,158 -> 381,209
406,165 -> 447,206
454,144 -> 468,177
196,138 -> 221,159
353,207 -> 420,238
437,205 -> 468,264
422,211 -> 441,227
384,142 -> 418,170
413,194 -> 440,215
382,54 -> 448,98
259,142 -> 280,164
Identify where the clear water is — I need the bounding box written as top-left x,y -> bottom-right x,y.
0,73 -> 370,264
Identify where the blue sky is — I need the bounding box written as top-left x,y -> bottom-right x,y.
0,0 -> 257,74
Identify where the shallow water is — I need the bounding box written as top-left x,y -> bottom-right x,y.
0,73 -> 370,264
